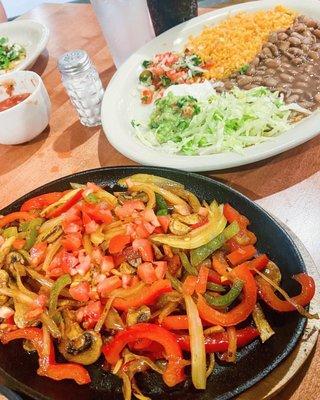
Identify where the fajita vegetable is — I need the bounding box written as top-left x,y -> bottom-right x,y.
0,174 -> 317,399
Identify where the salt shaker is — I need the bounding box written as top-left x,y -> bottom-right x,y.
58,50 -> 104,127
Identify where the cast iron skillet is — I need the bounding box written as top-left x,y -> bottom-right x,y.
0,166 -> 307,400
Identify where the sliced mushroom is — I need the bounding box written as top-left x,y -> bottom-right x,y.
59,310 -> 102,365
116,191 -> 149,205
169,219 -> 191,236
126,305 -> 151,326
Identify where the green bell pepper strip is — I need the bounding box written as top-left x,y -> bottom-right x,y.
206,282 -> 226,293
24,218 -> 44,250
204,279 -> 244,308
49,274 -> 72,322
190,221 -> 239,266
179,252 -> 198,276
155,193 -> 168,216
166,272 -> 182,292
2,227 -> 18,238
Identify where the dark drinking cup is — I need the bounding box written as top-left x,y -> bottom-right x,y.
147,0 -> 198,36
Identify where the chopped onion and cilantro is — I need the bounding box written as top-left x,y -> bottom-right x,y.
132,86 -> 310,155
0,36 -> 26,73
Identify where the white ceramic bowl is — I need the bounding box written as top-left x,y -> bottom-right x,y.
0,70 -> 51,145
0,19 -> 49,74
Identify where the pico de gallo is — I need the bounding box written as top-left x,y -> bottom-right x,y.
138,51 -> 205,104
0,174 -> 317,399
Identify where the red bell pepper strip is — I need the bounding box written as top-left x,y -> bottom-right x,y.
208,270 -> 230,286
20,192 -> 65,212
223,204 -> 249,228
46,190 -> 83,218
161,315 -> 210,330
175,326 -> 259,353
39,364 -> 91,385
0,212 -> 34,228
112,279 -> 172,311
241,254 -> 269,273
227,245 -> 257,266
1,328 -> 91,385
256,273 -> 315,312
197,264 -> 257,327
1,327 -> 54,368
102,323 -> 185,387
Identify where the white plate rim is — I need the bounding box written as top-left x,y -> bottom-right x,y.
102,0 -> 320,172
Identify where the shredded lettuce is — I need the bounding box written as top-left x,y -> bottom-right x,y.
132,87 -> 310,155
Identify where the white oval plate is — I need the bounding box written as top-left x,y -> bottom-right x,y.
102,0 -> 320,172
0,19 -> 49,74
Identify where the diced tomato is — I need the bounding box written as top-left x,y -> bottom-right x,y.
157,215 -> 170,233
137,262 -> 157,284
113,253 -> 126,267
70,250 -> 91,276
98,276 -> 122,297
69,282 -> 90,302
12,238 -> 26,250
62,217 -> 83,234
132,239 -> 154,262
62,232 -> 82,251
153,226 -> 164,234
168,70 -> 186,83
47,249 -> 78,277
141,89 -> 153,104
76,300 -> 102,329
142,209 -> 160,227
109,234 -> 131,254
135,223 -> 151,239
122,274 -> 132,288
82,203 -> 113,224
115,200 -> 145,219
182,275 -> 197,295
154,261 -> 168,280
142,221 -> 156,234
101,255 -> 115,273
85,220 -> 99,234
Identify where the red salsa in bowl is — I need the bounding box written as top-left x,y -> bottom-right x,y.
0,93 -> 30,112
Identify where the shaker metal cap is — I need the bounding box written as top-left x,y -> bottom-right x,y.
58,49 -> 91,75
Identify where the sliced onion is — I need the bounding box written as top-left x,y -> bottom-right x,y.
184,294 -> 206,389
94,296 -> 115,332
225,326 -> 237,363
206,353 -> 215,378
252,303 -> 275,343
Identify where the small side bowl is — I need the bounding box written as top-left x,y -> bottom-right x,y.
0,19 -> 50,74
0,71 -> 51,145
